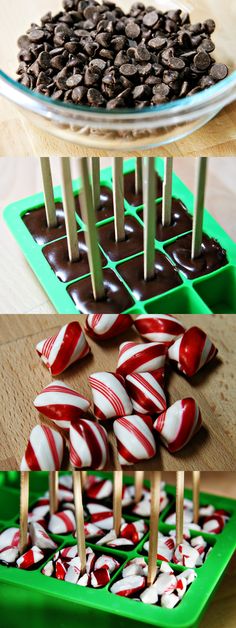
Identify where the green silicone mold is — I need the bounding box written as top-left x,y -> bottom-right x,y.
0,472 -> 235,628
3,159 -> 236,314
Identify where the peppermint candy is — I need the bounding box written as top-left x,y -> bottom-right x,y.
120,520 -> 147,544
126,372 -> 166,415
0,546 -> 19,564
94,555 -> 120,573
29,522 -> 58,550
36,321 -> 90,376
17,545 -> 44,569
85,314 -> 133,340
117,342 -> 167,378
153,398 -> 202,452
110,575 -> 146,597
87,503 -> 124,531
85,477 -> 113,500
143,536 -> 175,562
202,515 -> 225,534
70,420 -> 109,469
83,523 -> 103,539
89,372 -> 132,420
34,380 -> 90,430
113,414 -> 156,466
91,567 -> 110,588
173,542 -> 199,568
20,425 -> 64,470
0,527 -> 29,550
134,315 -> 185,345
168,326 -> 217,377
48,509 -> 76,534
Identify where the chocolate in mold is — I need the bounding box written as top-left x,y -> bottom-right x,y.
98,216 -> 144,262
76,186 -> 113,222
23,204 -> 66,244
124,171 -> 162,207
67,268 -> 134,313
118,251 -> 182,301
43,232 -> 106,283
139,198 -> 192,241
165,233 -> 228,279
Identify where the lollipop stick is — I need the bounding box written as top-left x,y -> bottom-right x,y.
40,157 -> 57,228
49,471 -> 58,515
112,157 -> 125,242
81,470 -> 87,488
79,158 -> 105,301
191,157 -> 208,259
91,157 -> 100,211
193,471 -> 200,524
20,471 -> 29,554
162,157 -> 173,227
147,471 -> 161,586
134,471 -> 144,503
73,470 -> 86,575
113,471 -> 123,536
143,157 -> 156,281
176,471 -> 185,547
135,157 -> 142,196
60,157 -> 79,262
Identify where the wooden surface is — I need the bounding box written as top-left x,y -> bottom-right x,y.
0,156 -> 236,314
0,314 -> 235,471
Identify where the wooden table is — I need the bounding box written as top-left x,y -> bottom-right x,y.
0,314 -> 235,471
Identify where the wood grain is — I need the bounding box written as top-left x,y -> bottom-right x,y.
0,314 -> 235,471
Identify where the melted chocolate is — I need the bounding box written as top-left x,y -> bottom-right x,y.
67,268 -> 134,313
124,171 -> 163,206
23,204 -> 66,244
165,233 -> 228,279
139,198 -> 192,241
118,251 -> 182,301
98,216 -> 144,261
43,232 -> 106,283
76,186 -> 113,222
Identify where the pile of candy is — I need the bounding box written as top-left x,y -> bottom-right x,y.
164,498 -> 230,534
110,558 -> 197,607
0,522 -> 58,569
143,530 -> 211,567
20,314 -> 218,469
42,546 -> 120,587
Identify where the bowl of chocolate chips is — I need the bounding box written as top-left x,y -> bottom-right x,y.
0,0 -> 235,150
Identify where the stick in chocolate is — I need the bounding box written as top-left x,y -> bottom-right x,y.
73,470 -> 86,575
49,471 -> 58,516
176,471 -> 185,547
113,471 -> 123,537
60,157 -> 80,262
112,158 -> 125,242
40,157 -> 57,228
143,157 -> 156,281
79,157 -> 105,301
193,471 -> 200,524
147,471 -> 161,586
134,471 -> 144,504
191,157 -> 208,259
135,158 -> 142,197
91,157 -> 100,211
162,157 -> 173,227
20,471 -> 29,555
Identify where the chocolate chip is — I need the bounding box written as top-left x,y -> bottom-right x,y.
168,57 -> 185,71
90,58 -> 107,71
72,85 -> 87,102
66,73 -> 83,87
152,82 -> 170,97
37,51 -> 51,69
133,84 -> 151,99
84,67 -> 101,85
28,29 -> 45,43
148,36 -> 167,50
125,22 -> 140,39
87,88 -> 106,105
194,51 -> 211,71
119,63 -> 138,77
209,63 -> 228,81
135,44 -> 150,61
143,11 -> 158,28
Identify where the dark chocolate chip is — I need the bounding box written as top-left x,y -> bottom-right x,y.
209,63 -> 228,81
194,51 -> 211,71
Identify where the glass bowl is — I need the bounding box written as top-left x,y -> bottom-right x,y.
0,0 -> 236,151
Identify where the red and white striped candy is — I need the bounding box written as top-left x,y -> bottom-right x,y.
105,538 -> 134,549
110,575 -> 146,597
122,558 -> 147,578
91,567 -> 110,588
65,558 -> 81,583
0,546 -> 19,564
42,560 -> 54,577
168,326 -> 218,377
89,372 -> 132,420
140,585 -> 159,605
134,315 -> 185,345
87,503 -> 123,531
117,342 -> 167,378
60,545 -> 78,559
55,558 -> 67,580
176,574 -> 187,598
48,509 -> 76,534
173,542 -> 199,568
202,515 -> 225,534
20,425 -> 64,471
70,420 -> 109,469
153,398 -> 202,453
34,380 -> 90,430
84,523 -> 103,539
126,372 -> 166,415
17,545 -> 44,569
120,520 -> 147,544
29,522 -> 58,550
151,572 -> 177,595
36,321 -> 90,376
85,314 -> 133,340
144,536 -> 174,562
0,527 -> 30,550
113,414 -> 156,466
85,477 -> 113,500
94,555 -> 120,573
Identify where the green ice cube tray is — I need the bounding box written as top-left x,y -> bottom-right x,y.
3,158 -> 236,314
0,471 -> 235,628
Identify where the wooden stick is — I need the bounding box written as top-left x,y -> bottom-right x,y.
135,157 -> 142,196
191,157 -> 208,259
143,157 -> 156,281
20,471 -> 29,555
49,471 -> 58,516
193,471 -> 200,524
60,157 -> 80,262
91,157 -> 100,211
79,158 -> 105,301
113,471 -> 123,536
81,470 -> 87,488
112,157 -> 125,242
40,157 -> 57,228
134,471 -> 144,503
147,471 -> 161,586
73,470 -> 86,575
176,471 -> 185,547
162,157 -> 173,226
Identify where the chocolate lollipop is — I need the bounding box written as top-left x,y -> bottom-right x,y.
162,158 -> 173,227
113,471 -> 123,537
73,470 -> 86,575
135,158 -> 142,199
91,157 -> 100,212
147,471 -> 161,586
112,158 -> 125,243
20,471 -> 29,555
49,471 -> 58,516
193,471 -> 200,524
176,471 -> 185,547
60,157 -> 80,262
143,157 -> 156,281
191,158 -> 207,259
40,157 -> 57,228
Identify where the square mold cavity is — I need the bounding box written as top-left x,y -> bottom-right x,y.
193,265 -> 236,313
144,285 -> 211,314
